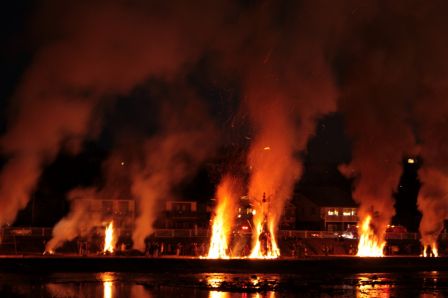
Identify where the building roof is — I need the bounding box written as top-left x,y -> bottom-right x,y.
295,186 -> 357,208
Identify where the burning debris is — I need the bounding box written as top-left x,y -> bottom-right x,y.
422,243 -> 438,258
206,189 -> 280,259
357,215 -> 385,257
249,194 -> 280,259
207,176 -> 240,259
103,222 -> 116,254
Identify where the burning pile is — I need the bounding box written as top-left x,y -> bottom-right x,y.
207,176 -> 239,259
356,215 -> 385,257
249,194 -> 280,259
206,190 -> 280,259
422,243 -> 438,258
103,222 -> 116,254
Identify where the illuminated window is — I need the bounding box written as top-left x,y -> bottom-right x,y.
328,209 -> 338,216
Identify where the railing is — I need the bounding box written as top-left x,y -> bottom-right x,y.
153,228 -> 210,238
385,232 -> 418,240
2,227 -> 53,237
323,215 -> 358,222
0,227 -> 430,241
277,230 -> 339,238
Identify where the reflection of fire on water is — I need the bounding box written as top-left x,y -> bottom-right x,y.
99,272 -> 114,298
46,283 -> 77,297
209,291 -> 230,298
357,215 -> 385,257
422,243 -> 438,257
103,222 -> 115,254
356,274 -> 391,298
250,193 -> 280,259
130,285 -> 152,298
205,274 -> 278,297
104,281 -> 112,298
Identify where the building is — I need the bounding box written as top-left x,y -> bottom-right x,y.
82,198 -> 136,230
156,200 -> 210,229
294,186 -> 358,231
321,206 -> 358,231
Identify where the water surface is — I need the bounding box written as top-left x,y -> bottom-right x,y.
0,271 -> 447,297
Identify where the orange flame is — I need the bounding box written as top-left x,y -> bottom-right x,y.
249,200 -> 280,259
422,242 -> 438,257
207,177 -> 238,259
103,222 -> 115,254
249,220 -> 280,258
357,215 -> 385,257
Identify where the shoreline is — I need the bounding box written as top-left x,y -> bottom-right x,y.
0,255 -> 444,273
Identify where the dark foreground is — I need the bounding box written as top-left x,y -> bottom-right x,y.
0,255 -> 444,273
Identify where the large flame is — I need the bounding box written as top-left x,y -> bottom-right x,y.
357,215 -> 385,257
249,219 -> 280,259
249,197 -> 280,259
422,242 -> 438,257
207,208 -> 231,258
103,222 -> 116,254
207,177 -> 238,259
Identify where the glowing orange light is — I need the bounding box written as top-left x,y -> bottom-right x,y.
249,214 -> 280,259
103,222 -> 116,254
357,215 -> 385,257
207,177 -> 237,259
100,272 -> 114,298
422,242 -> 438,257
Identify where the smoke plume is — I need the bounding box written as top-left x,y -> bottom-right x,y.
46,146 -> 134,251
337,2 -> 426,244
338,58 -> 415,243
336,1 -> 448,247
412,1 -> 448,246
0,0 -> 230,226
234,1 -> 338,249
131,96 -> 217,251
45,188 -> 101,252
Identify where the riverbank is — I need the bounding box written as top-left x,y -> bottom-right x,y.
0,255 -> 443,273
